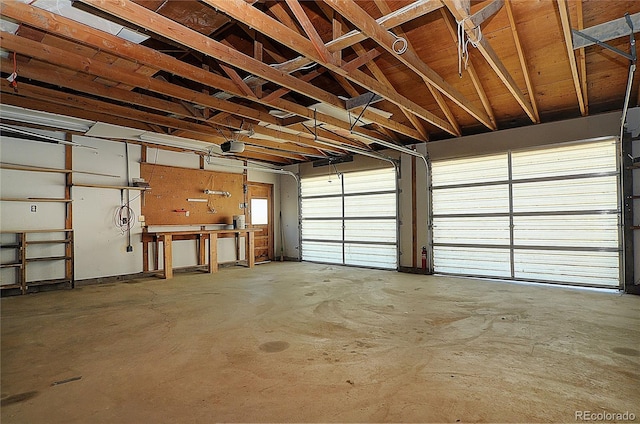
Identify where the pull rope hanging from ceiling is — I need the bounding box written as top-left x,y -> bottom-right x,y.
457,17 -> 482,77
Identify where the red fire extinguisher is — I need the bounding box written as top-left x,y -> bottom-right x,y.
421,246 -> 427,270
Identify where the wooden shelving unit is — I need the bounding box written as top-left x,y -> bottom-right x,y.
0,230 -> 74,295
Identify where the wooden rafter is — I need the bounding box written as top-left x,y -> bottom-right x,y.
504,0 -> 540,123
74,0 -> 424,141
0,32 -> 279,125
443,0 -> 537,123
0,3 -> 399,153
0,79 -> 227,139
203,0 -> 455,136
219,64 -> 256,98
576,0 -> 589,114
2,93 -> 166,133
2,57 -> 332,158
322,0 -> 491,131
557,0 -> 587,116
285,0 -> 336,65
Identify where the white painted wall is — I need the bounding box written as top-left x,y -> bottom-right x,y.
72,136 -> 142,280
281,164 -> 300,260
0,134 -> 282,283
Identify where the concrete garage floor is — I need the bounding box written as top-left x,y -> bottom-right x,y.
2,262 -> 639,423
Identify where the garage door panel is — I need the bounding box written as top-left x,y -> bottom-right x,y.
345,243 -> 396,269
433,185 -> 510,215
300,177 -> 342,196
344,169 -> 396,193
344,193 -> 396,217
301,197 -> 342,218
433,216 -> 510,245
301,241 -> 342,263
512,176 -> 618,213
434,246 -> 511,277
511,140 -> 617,179
301,220 -> 342,241
513,215 -> 619,248
432,154 -> 508,186
514,250 -> 619,287
345,219 -> 395,243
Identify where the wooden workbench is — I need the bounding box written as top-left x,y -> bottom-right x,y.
142,228 -> 259,279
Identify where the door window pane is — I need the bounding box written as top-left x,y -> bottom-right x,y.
251,198 -> 268,225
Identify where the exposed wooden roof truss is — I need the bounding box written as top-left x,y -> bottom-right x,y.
0,0 -> 638,164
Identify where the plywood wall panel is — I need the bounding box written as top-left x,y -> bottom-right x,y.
141,163 -> 244,225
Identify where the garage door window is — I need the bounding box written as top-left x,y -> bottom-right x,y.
431,139 -> 620,287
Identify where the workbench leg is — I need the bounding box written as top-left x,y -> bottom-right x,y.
247,231 -> 255,268
142,241 -> 149,272
154,238 -> 159,271
163,235 -> 173,279
198,234 -> 206,266
209,233 -> 218,273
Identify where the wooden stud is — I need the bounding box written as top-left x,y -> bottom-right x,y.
505,0 -> 540,123
341,49 -> 382,73
285,0 -> 337,65
253,40 -> 263,98
557,0 -> 587,116
576,0 -> 589,114
220,63 -> 257,98
427,84 -> 461,136
332,13 -> 342,63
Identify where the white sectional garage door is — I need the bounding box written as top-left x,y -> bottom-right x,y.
301,168 -> 397,269
431,139 -> 620,287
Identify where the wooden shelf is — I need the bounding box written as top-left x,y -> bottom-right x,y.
26,239 -> 71,245
1,162 -> 119,177
1,198 -> 72,202
26,256 -> 71,262
1,229 -> 72,234
73,183 -> 150,191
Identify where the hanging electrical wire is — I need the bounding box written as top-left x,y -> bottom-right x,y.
388,31 -> 408,55
457,17 -> 482,77
114,204 -> 136,234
